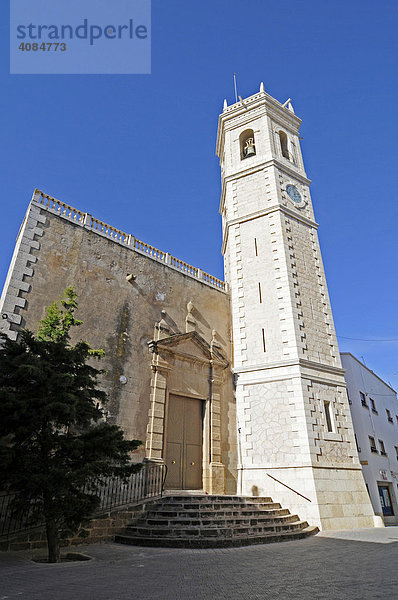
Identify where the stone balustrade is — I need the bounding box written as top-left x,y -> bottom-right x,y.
35,190 -> 86,223
88,215 -> 131,245
32,189 -> 227,293
169,255 -> 198,277
133,238 -> 166,261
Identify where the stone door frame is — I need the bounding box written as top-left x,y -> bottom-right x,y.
145,331 -> 228,494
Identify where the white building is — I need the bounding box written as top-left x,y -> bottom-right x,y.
217,85 -> 376,530
342,353 -> 398,525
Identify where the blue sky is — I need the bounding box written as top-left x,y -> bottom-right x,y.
1,0 -> 397,387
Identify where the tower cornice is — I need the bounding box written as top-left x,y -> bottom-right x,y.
233,357 -> 346,377
216,89 -> 301,158
221,204 -> 318,255
219,158 -> 311,214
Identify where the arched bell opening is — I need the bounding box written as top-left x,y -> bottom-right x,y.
240,129 -> 256,160
279,130 -> 290,160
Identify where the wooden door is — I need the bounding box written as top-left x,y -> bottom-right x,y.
165,395 -> 203,490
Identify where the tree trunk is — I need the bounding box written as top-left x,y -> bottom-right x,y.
45,517 -> 60,563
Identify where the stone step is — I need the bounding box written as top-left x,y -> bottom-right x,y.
162,495 -> 274,501
125,520 -> 309,539
113,493 -> 318,549
159,495 -> 273,505
140,514 -> 299,527
147,503 -> 282,518
115,526 -> 319,549
146,508 -> 289,519
240,507 -> 288,516
151,501 -> 282,512
164,490 -> 207,496
243,497 -> 275,503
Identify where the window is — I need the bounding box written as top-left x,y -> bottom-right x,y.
324,401 -> 334,433
354,434 -> 361,453
379,439 -> 387,456
360,392 -> 368,407
395,446 -> 398,460
279,130 -> 290,160
369,436 -> 378,453
240,129 -> 256,159
262,328 -> 266,352
386,409 -> 393,423
370,398 -> 377,413
289,141 -> 297,165
378,486 -> 394,516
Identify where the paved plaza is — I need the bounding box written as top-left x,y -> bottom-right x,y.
1,528 -> 398,600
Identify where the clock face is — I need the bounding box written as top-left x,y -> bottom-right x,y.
286,184 -> 302,204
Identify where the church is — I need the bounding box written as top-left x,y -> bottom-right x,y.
0,84 -> 380,531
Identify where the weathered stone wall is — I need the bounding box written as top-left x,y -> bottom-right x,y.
0,198 -> 237,492
0,504 -> 145,552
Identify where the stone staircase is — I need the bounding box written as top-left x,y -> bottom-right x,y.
115,494 -> 318,548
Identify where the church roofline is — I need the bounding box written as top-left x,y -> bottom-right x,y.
31,189 -> 228,294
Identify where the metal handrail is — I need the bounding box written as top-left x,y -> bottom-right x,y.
0,462 -> 167,538
266,473 -> 312,502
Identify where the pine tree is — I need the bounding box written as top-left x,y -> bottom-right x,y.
0,288 -> 141,562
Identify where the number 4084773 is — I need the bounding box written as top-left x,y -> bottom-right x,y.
18,42 -> 67,51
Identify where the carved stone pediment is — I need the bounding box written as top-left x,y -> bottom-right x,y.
146,330 -> 228,494
148,330 -> 229,369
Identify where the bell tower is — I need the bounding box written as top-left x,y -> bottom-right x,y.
217,84 -> 379,529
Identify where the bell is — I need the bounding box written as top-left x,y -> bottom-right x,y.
245,143 -> 256,157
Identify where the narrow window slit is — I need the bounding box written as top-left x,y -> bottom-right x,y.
262,328 -> 266,352
258,282 -> 262,303
254,238 -> 258,256
324,401 -> 333,432
279,130 -> 290,160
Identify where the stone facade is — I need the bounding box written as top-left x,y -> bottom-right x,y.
216,85 -> 378,529
0,86 -> 380,530
0,191 -> 236,494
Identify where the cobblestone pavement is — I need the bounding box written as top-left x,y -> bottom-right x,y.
1,528 -> 398,600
